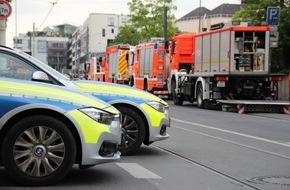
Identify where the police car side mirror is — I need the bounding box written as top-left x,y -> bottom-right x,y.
32,71 -> 50,82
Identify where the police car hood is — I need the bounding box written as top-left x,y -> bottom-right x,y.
74,80 -> 167,105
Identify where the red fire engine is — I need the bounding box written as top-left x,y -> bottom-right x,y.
86,44 -> 134,83
103,44 -> 134,84
130,38 -> 168,94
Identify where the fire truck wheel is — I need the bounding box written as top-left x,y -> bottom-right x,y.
117,106 -> 145,155
129,76 -> 134,87
144,81 -> 148,91
197,83 -> 204,108
171,78 -> 184,105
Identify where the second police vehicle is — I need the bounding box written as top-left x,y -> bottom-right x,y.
0,46 -> 170,155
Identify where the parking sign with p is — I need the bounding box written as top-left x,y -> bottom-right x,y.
267,7 -> 280,26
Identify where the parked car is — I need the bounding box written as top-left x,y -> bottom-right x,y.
0,78 -> 121,186
0,46 -> 170,155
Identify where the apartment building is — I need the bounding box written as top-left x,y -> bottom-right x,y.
70,13 -> 129,77
13,34 -> 68,71
13,24 -> 75,73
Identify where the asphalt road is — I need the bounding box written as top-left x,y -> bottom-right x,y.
1,100 -> 290,190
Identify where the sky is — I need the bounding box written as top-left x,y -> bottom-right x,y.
5,0 -> 241,47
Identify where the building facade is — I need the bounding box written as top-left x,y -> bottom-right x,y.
13,34 -> 69,72
70,13 -> 129,78
174,4 -> 242,33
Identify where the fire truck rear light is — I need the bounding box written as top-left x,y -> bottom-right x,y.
270,76 -> 283,81
214,76 -> 228,81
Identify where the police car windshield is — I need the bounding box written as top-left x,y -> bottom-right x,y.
19,51 -> 71,81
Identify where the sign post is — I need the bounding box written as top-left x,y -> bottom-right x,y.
0,0 -> 12,19
266,6 -> 280,73
267,6 -> 280,48
266,7 -> 280,26
0,0 -> 12,46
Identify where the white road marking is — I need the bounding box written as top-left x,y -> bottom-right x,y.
171,124 -> 290,160
172,118 -> 290,148
116,163 -> 161,179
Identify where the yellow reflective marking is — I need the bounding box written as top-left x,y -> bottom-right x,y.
69,110 -> 110,143
140,103 -> 165,127
118,50 -> 128,74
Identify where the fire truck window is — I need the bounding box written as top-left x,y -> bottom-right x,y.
96,59 -> 100,72
126,53 -> 129,62
173,42 -> 177,54
0,53 -> 37,80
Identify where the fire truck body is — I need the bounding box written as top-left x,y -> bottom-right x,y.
131,39 -> 168,94
106,44 -> 133,84
85,55 -> 106,81
168,25 -> 284,108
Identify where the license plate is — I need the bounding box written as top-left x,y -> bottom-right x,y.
217,81 -> 225,87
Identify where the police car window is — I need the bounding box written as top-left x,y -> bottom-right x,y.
0,53 -> 37,80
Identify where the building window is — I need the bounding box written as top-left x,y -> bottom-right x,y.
111,29 -> 114,34
121,18 -> 127,24
108,17 -> 114,26
102,28 -> 106,37
14,39 -> 22,44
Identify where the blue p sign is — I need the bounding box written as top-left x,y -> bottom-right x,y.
267,7 -> 280,26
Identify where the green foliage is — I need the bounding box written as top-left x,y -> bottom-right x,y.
26,31 -> 47,37
272,6 -> 290,72
233,0 -> 278,25
233,0 -> 290,72
113,0 -> 178,45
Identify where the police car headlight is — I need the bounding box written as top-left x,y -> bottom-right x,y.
80,108 -> 116,125
147,101 -> 167,113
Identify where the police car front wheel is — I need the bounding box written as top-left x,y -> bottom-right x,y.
117,107 -> 145,155
1,115 -> 77,186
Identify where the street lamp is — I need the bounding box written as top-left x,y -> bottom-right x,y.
198,0 -> 201,32
56,52 -> 60,71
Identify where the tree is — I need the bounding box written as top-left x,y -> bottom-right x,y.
26,31 -> 47,37
113,0 -> 178,45
273,5 -> 290,72
233,0 -> 290,72
233,0 -> 279,25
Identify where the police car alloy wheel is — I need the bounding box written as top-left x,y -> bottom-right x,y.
1,115 -> 76,186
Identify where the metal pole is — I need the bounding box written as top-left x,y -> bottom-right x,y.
15,0 -> 17,41
198,0 -> 201,32
57,52 -> 60,71
0,19 -> 6,45
32,22 -> 35,56
163,5 -> 168,50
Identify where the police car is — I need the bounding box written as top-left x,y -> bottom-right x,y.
0,46 -> 170,155
0,78 -> 121,186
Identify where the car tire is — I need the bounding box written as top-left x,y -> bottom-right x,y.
117,107 -> 145,155
1,115 -> 76,186
197,83 -> 204,108
129,76 -> 134,87
172,78 -> 184,105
